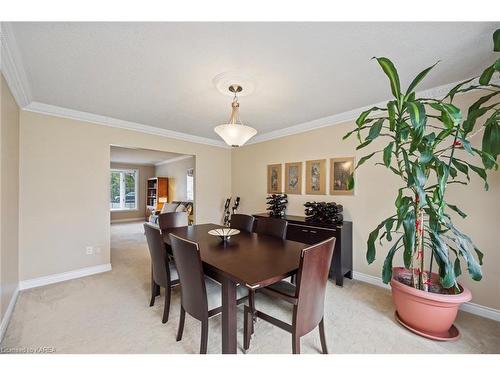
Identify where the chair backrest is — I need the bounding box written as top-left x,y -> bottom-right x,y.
158,211 -> 189,232
169,233 -> 208,321
254,217 -> 288,239
294,237 -> 336,337
144,223 -> 171,288
230,214 -> 255,233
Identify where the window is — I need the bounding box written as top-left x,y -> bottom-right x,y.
110,169 -> 138,210
186,168 -> 194,201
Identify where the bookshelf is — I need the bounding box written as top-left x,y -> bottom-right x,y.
146,177 -> 169,213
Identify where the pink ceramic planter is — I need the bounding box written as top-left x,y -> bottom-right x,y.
390,267 -> 472,341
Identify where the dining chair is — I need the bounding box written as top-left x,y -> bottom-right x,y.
246,216 -> 289,334
158,211 -> 189,231
243,237 -> 336,354
169,233 -> 248,354
143,223 -> 180,324
158,211 -> 189,254
230,214 -> 255,233
254,216 -> 287,239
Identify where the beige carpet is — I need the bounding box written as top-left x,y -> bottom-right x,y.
2,222 -> 499,354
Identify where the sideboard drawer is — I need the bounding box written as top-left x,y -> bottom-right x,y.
286,223 -> 336,245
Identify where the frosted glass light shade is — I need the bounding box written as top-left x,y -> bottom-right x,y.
214,123 -> 257,147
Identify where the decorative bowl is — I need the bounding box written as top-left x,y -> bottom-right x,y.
208,228 -> 240,242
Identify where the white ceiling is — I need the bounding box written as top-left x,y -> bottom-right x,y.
110,146 -> 188,165
6,22 -> 500,142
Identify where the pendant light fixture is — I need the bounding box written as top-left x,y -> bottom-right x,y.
214,84 -> 257,147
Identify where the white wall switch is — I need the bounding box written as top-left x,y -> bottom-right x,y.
86,246 -> 94,255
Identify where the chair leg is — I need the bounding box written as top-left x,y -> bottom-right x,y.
249,290 -> 256,334
292,333 -> 301,354
176,306 -> 185,341
162,286 -> 171,323
150,281 -> 160,306
319,317 -> 328,354
243,305 -> 252,351
200,319 -> 208,354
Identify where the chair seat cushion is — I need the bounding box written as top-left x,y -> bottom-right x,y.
262,280 -> 296,298
169,262 -> 179,282
205,278 -> 248,311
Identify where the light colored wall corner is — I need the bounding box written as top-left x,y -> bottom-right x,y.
0,72 -> 20,329
0,286 -> 19,343
109,162 -> 155,222
155,155 -> 195,202
18,110 -> 231,281
231,90 -> 500,311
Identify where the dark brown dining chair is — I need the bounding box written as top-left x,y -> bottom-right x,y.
144,223 -> 180,323
254,216 -> 287,239
243,237 -> 336,354
158,211 -> 189,254
158,211 -> 189,232
246,216 -> 289,334
230,214 -> 255,233
169,233 -> 248,354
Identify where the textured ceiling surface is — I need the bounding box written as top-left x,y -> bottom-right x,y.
10,22 -> 499,139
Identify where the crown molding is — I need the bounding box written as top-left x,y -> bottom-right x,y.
246,76 -> 500,145
154,154 -> 194,166
24,101 -> 229,148
0,22 -> 32,107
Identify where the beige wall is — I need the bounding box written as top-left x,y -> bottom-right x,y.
0,74 -> 20,321
232,91 -> 500,310
110,162 -> 155,222
155,156 -> 195,202
19,111 -> 231,281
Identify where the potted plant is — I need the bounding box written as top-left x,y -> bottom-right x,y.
344,29 -> 499,340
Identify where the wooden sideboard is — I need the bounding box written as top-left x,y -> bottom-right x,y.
253,213 -> 353,286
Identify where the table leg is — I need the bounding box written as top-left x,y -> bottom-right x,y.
221,277 -> 237,354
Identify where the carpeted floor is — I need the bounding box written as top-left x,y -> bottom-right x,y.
2,221 -> 499,354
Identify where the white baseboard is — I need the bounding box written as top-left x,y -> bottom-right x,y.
19,263 -> 112,290
110,218 -> 145,224
0,286 -> 19,343
352,271 -> 500,322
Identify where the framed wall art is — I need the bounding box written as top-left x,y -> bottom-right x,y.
267,164 -> 282,193
305,159 -> 326,195
284,162 -> 302,194
330,157 -> 355,195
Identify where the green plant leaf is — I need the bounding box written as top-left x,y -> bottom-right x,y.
482,112 -> 500,169
356,140 -> 373,150
382,236 -> 404,284
451,159 -> 470,181
388,101 -> 396,131
454,257 -> 462,278
402,210 -> 416,268
479,64 -> 495,85
469,164 -> 489,190
406,101 -> 427,131
356,152 -> 376,169
356,107 -> 383,126
493,28 -> 500,52
429,230 -> 456,288
405,61 -> 439,96
383,142 -> 394,167
366,119 -> 384,141
373,57 -> 401,100
446,78 -> 475,101
367,217 -> 394,264
446,203 -> 467,218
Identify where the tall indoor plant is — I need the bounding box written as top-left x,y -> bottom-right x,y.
344,29 -> 499,340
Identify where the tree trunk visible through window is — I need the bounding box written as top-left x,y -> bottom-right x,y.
110,169 -> 138,210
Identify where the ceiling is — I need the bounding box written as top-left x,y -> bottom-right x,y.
110,146 -> 189,165
6,22 -> 499,142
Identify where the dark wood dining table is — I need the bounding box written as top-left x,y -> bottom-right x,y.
163,223 -> 307,354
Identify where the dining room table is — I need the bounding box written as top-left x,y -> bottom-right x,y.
163,223 -> 308,354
